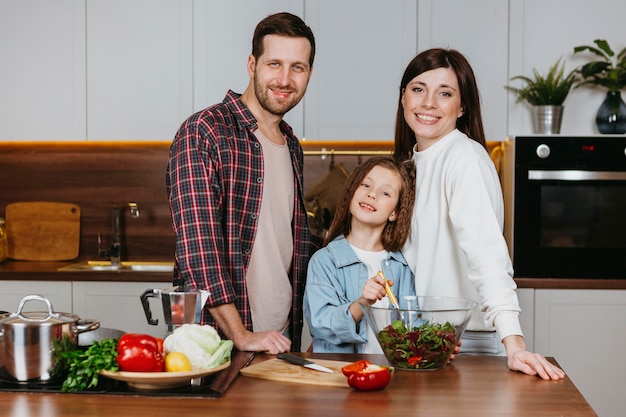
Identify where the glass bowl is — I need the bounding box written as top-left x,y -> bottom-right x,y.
362,296 -> 477,370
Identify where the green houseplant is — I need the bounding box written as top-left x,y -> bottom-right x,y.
573,39 -> 626,134
505,58 -> 576,134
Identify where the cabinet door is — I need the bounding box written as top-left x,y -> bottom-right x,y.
508,0 -> 626,136
192,0 -> 304,134
0,0 -> 86,140
0,281 -> 72,313
303,0 -> 417,141
417,0 -> 508,142
535,289 -> 626,417
72,281 -> 168,338
86,0 -> 193,140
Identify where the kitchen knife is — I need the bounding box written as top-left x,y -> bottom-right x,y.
276,353 -> 334,373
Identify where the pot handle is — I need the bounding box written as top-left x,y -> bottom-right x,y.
74,319 -> 100,334
16,294 -> 54,321
140,289 -> 159,326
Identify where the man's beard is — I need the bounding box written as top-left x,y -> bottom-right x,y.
254,75 -> 305,116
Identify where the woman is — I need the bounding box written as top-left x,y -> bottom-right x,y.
393,48 -> 564,380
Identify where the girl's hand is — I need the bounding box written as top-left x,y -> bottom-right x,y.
360,274 -> 387,305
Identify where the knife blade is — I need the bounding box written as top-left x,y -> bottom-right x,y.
276,353 -> 334,373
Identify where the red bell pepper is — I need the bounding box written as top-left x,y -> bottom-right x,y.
116,334 -> 164,372
341,360 -> 392,391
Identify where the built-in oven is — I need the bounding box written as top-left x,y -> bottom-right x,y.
511,135 -> 626,279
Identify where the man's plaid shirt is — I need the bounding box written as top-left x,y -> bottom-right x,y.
166,90 -> 311,351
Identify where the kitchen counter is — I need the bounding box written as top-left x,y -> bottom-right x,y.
0,260 -> 172,282
2,260 -> 626,289
0,353 -> 596,417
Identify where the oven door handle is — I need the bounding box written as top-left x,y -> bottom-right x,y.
528,170 -> 626,181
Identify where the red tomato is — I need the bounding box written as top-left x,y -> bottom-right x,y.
341,360 -> 392,391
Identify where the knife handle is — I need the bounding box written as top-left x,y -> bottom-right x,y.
277,353 -> 309,366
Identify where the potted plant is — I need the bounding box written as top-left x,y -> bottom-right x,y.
505,57 -> 576,134
573,39 -> 626,134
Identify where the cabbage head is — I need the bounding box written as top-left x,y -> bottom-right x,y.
163,324 -> 233,370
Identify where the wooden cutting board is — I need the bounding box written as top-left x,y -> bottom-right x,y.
240,358 -> 351,387
5,202 -> 81,261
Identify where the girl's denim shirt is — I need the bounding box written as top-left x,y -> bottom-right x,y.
304,235 -> 415,353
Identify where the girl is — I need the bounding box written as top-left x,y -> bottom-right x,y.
393,48 -> 564,380
304,156 -> 415,353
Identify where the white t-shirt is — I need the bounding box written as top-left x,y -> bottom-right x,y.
402,129 -> 522,339
246,130 -> 294,334
349,244 -> 388,354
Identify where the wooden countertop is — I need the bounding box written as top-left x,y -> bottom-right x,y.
0,353 -> 596,417
0,260 -> 172,282
2,260 -> 626,289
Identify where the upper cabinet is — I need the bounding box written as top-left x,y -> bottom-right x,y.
1,1 -> 626,141
0,0 -> 86,140
85,0 -> 193,140
416,0 -> 508,141
191,0 -> 305,138
302,0 -> 417,141
508,0 -> 626,136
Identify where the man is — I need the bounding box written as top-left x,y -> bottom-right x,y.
166,12 -> 315,354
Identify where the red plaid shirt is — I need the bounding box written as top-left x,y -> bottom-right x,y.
166,90 -> 311,351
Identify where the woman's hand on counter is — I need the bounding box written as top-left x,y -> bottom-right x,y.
503,335 -> 566,380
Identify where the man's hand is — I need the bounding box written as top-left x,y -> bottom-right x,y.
208,303 -> 291,354
233,329 -> 291,354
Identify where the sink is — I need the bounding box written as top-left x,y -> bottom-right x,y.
58,261 -> 174,273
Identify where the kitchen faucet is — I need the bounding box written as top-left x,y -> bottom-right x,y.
99,202 -> 140,265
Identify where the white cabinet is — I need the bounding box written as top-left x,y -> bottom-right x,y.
417,0 -> 508,142
4,1 -> 626,141
302,0 -> 417,141
72,281 -> 168,339
0,281 -> 73,313
192,0 -> 303,133
0,0 -> 86,140
85,0 -> 193,140
508,0 -> 626,136
534,289 -> 626,417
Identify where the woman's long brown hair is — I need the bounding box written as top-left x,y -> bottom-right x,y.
393,48 -> 486,161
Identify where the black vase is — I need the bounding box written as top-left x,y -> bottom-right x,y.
595,91 -> 626,134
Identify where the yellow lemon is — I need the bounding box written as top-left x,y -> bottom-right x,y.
165,352 -> 192,372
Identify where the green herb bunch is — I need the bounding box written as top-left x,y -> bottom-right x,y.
573,39 -> 626,92
60,338 -> 119,392
506,57 -> 577,106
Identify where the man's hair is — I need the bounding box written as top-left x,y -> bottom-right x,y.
252,12 -> 316,68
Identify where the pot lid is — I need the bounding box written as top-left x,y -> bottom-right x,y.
0,295 -> 80,326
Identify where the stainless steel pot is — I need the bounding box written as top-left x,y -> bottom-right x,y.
0,294 -> 99,383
